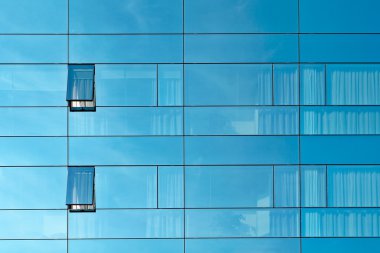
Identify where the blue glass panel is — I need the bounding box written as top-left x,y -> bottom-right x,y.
185,0 -> 297,33
66,167 -> 95,205
274,166 -> 299,207
70,0 -> 182,33
0,167 -> 66,209
0,210 -> 66,239
0,137 -> 66,166
67,65 -> 94,101
186,166 -> 273,208
158,64 -> 183,106
300,64 -> 325,105
0,36 -> 67,63
0,65 -> 67,106
158,166 -> 184,208
96,64 -> 156,106
301,136 -> 380,164
96,166 -> 157,208
187,238 -> 300,253
328,165 -> 380,207
326,64 -> 380,105
301,106 -> 380,135
302,208 -> 380,237
303,238 -> 380,253
273,64 -> 299,105
301,166 -> 326,207
300,35 -> 380,63
70,137 -> 183,165
0,240 -> 66,253
0,108 -> 67,136
185,64 -> 272,106
0,0 -> 67,33
300,0 -> 380,33
69,210 -> 183,238
186,209 -> 299,237
185,35 -> 298,63
185,136 -> 299,165
70,35 -> 182,63
70,239 -> 183,253
70,107 -> 182,136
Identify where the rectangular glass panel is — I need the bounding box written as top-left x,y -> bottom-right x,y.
69,210 -> 183,238
300,64 -> 325,105
273,64 -> 299,105
328,165 -> 380,207
66,167 -> 95,205
185,35 -> 298,63
158,166 -> 184,208
0,240 -> 66,253
158,64 -> 183,106
186,209 -> 299,237
301,166 -> 326,207
185,166 -> 273,208
185,64 -> 272,106
185,136 -> 299,165
67,65 -> 94,101
302,238 -> 380,253
70,35 -> 182,63
274,166 -> 299,207
96,166 -> 157,208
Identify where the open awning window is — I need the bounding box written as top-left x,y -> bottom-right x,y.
66,167 -> 95,212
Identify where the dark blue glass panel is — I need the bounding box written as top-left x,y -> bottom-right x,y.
185,136 -> 299,165
185,35 -> 298,63
301,166 -> 326,207
0,240 -> 66,253
158,64 -> 183,106
303,238 -> 380,253
301,136 -> 380,164
300,64 -> 325,105
274,166 -> 299,207
70,35 -> 182,63
300,35 -> 380,63
185,64 -> 272,106
67,65 -> 94,101
273,64 -> 299,105
185,166 -> 273,208
158,166 -> 184,208
66,167 -> 95,205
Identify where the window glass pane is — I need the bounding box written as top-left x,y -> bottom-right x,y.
158,64 -> 183,106
67,65 -> 94,101
186,209 -> 299,237
0,240 -> 66,253
69,210 -> 183,238
96,166 -> 157,208
300,64 -> 325,105
185,35 -> 298,63
273,64 -> 299,105
303,238 -> 380,253
328,165 -> 380,207
301,166 -> 326,207
185,166 -> 273,208
66,167 -> 95,205
185,64 -> 271,106
158,166 -> 183,208
275,166 -> 299,207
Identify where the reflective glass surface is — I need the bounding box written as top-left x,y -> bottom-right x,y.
273,64 -> 299,105
158,64 -> 183,106
274,166 -> 299,207
158,166 -> 184,208
302,238 -> 380,253
0,240 -> 66,253
300,64 -> 325,105
66,167 -> 95,205
67,65 -> 95,101
301,166 -> 326,207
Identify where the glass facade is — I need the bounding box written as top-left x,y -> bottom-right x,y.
0,0 -> 379,252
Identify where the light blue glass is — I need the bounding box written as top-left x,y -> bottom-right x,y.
70,35 -> 182,63
185,0 -> 297,33
96,166 -> 157,208
0,65 -> 67,106
185,35 -> 298,63
273,64 -> 299,105
67,65 -> 95,101
274,166 -> 299,207
300,35 -> 380,63
301,106 -> 380,134
95,64 -> 156,106
303,238 -> 380,253
185,166 -> 273,208
0,210 -> 66,239
0,240 -> 66,253
0,107 -> 67,136
158,64 -> 183,106
0,137 -> 66,166
302,208 -> 380,237
186,209 -> 299,237
328,165 -> 380,207
301,166 -> 326,207
69,137 -> 182,165
70,0 -> 182,33
66,167 -> 95,205
185,64 -> 272,106
0,36 -> 67,63
70,239 -> 183,253
185,136 -> 299,165
69,209 -> 183,238
301,136 -> 380,164
158,166 -> 183,208
300,64 -> 325,105
326,64 -> 380,105
300,0 -> 380,33
70,107 -> 182,136
0,0 -> 67,33
187,238 -> 300,253
0,167 -> 66,209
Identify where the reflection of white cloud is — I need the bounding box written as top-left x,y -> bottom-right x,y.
240,210 -> 269,236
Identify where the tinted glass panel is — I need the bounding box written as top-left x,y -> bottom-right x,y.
302,238 -> 380,253
274,166 -> 299,207
273,64 -> 299,105
158,64 -> 183,106
0,240 -> 66,253
301,166 -> 326,207
66,167 -> 95,205
158,166 -> 184,208
300,64 -> 325,105
67,65 -> 95,101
